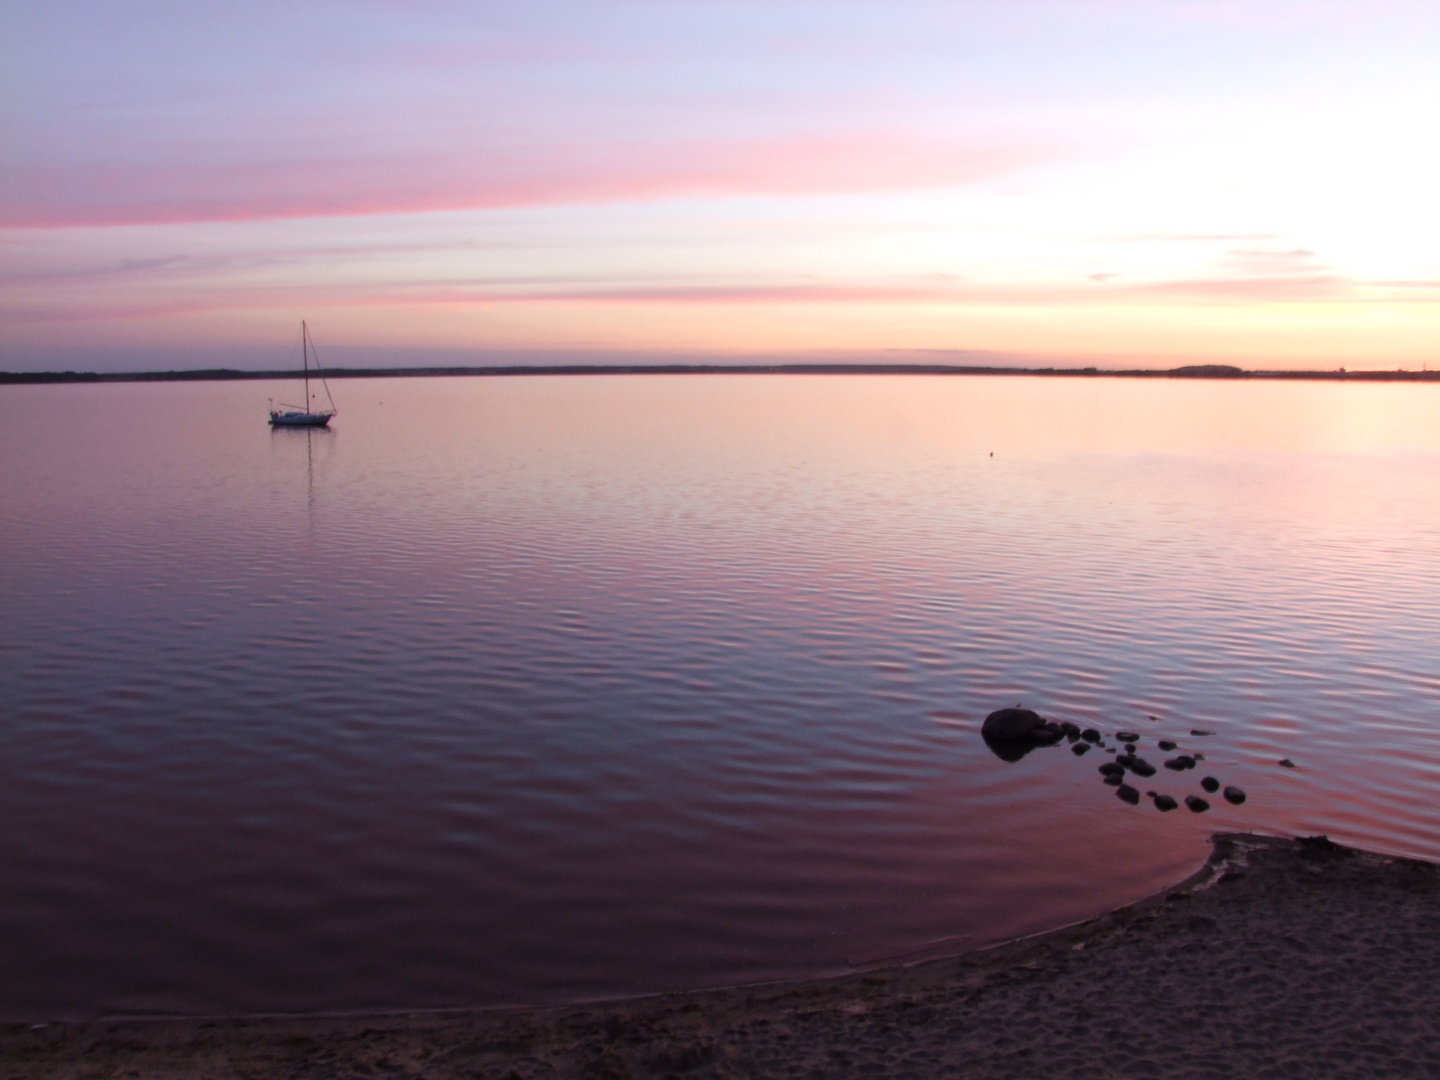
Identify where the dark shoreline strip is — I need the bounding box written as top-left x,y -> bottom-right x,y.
4,364 -> 1440,385
5,833 -> 1439,1079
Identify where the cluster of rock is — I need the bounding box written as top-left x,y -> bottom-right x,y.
981,707 -> 1247,812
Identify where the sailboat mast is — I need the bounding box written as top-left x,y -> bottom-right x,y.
302,320 -> 311,411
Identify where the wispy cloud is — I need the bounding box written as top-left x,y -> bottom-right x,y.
12,262 -> 1432,327
1121,275 -> 1351,302
2,133 -> 1048,228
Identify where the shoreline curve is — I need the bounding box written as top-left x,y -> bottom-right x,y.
5,832 -> 1439,1078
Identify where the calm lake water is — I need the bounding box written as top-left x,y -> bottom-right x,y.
2,374 -> 1439,1019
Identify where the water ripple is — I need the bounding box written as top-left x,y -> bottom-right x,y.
1,375 -> 1438,1018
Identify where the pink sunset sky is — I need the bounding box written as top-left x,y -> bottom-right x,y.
4,0 -> 1440,371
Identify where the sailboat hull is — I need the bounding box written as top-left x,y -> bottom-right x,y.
269,411 -> 333,427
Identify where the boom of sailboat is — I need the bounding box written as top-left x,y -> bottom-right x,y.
269,321 -> 337,427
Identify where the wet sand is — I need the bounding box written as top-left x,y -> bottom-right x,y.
5,833 -> 1439,1079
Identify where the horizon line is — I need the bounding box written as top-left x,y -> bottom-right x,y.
4,363 -> 1439,386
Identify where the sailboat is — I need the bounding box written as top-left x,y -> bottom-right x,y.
268,321 -> 337,427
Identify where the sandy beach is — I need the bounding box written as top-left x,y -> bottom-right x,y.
4,832 -> 1438,1079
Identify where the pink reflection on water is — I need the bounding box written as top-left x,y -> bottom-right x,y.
1,374 -> 1438,1016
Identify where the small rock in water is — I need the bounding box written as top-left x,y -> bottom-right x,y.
1098,762 -> 1126,777
1164,756 -> 1196,772
1103,774 -> 1123,787
1224,786 -> 1247,805
1191,729 -> 1214,737
1126,758 -> 1157,778
1192,752 -> 1204,761
1081,729 -> 1101,743
1279,759 -> 1296,768
1185,795 -> 1210,813
1200,776 -> 1220,793
1031,722 -> 1065,746
1072,742 -> 1091,756
1153,794 -> 1178,812
1158,740 -> 1177,751
1115,732 -> 1139,743
1117,784 -> 1140,805
1148,715 -> 1159,721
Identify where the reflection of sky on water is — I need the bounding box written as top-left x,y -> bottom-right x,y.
1,375 -> 1438,1017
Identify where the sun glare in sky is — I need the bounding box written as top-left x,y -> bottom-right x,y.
4,1 -> 1440,370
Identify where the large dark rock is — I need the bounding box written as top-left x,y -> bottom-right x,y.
982,708 -> 1045,742
981,708 -> 1060,761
